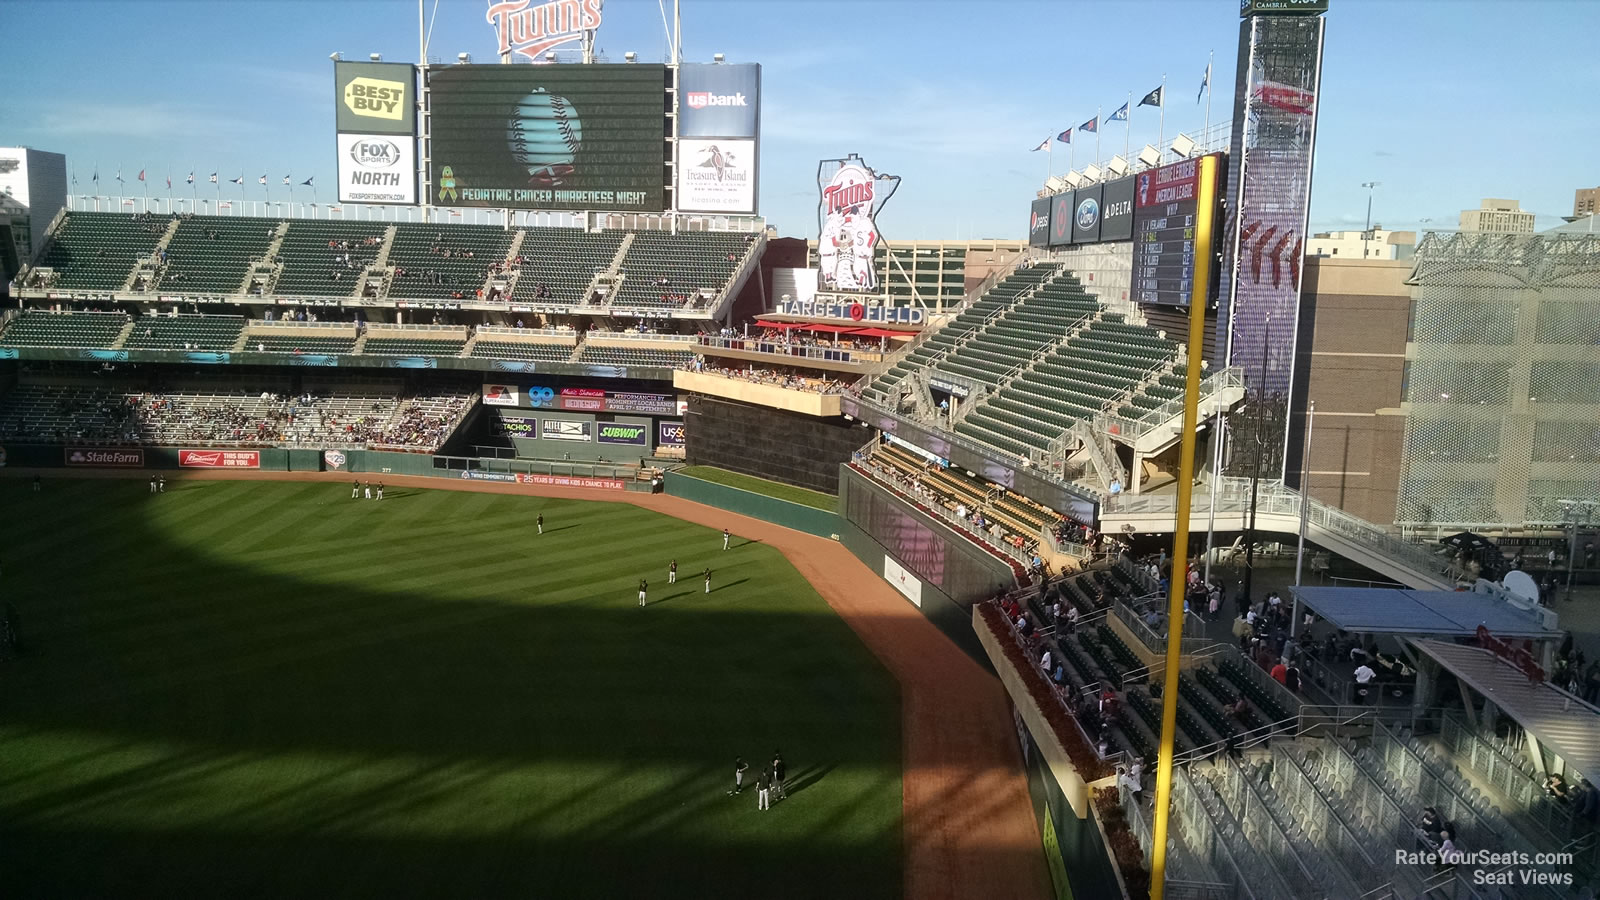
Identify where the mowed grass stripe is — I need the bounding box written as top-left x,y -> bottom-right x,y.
0,480 -> 901,899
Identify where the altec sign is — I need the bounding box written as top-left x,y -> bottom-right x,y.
486,0 -> 602,62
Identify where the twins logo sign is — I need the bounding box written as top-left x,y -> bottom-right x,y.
816,155 -> 901,293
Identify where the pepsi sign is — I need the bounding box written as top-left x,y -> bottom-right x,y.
1029,197 -> 1052,248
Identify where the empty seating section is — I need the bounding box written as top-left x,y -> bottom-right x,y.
957,315 -> 1179,458
155,216 -> 276,294
27,211 -> 165,291
508,229 -> 624,305
122,315 -> 244,350
273,221 -> 388,296
1121,364 -> 1187,418
0,383 -> 470,450
870,264 -> 1057,398
576,346 -> 694,368
0,311 -> 128,348
387,223 -> 515,300
612,231 -> 750,309
362,337 -> 467,357
470,341 -> 574,362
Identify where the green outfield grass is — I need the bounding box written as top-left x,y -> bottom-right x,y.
0,477 -> 900,899
674,466 -> 838,511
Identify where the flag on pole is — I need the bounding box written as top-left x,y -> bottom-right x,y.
258,175 -> 267,185
231,176 -> 244,185
1107,102 -> 1129,123
1031,138 -> 1050,152
166,174 -> 172,189
1080,116 -> 1098,134
186,172 -> 195,185
138,169 -> 146,182
1056,128 -> 1071,144
1140,86 -> 1164,108
209,173 -> 219,183
92,168 -> 99,184
283,175 -> 291,185
1197,62 -> 1211,103
301,177 -> 314,187
71,172 -> 78,186
116,168 -> 124,183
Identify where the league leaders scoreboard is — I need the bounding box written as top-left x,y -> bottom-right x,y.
1131,154 -> 1224,306
427,64 -> 668,212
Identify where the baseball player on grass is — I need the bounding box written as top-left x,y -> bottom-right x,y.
638,578 -> 648,608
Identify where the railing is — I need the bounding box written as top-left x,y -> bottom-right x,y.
440,453 -> 650,482
1040,527 -> 1094,563
698,334 -> 885,364
1098,367 -> 1247,443
589,330 -> 697,343
474,325 -> 577,339
246,318 -> 354,332
1438,711 -> 1589,847
1111,600 -> 1224,661
364,322 -> 469,335
1106,475 -> 1460,587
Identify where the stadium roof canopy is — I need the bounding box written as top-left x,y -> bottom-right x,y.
1286,586 -> 1555,639
1412,639 -> 1600,781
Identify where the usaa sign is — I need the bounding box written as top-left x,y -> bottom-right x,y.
334,61 -> 417,135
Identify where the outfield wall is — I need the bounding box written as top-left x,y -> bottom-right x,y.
663,470 -> 838,538
684,394 -> 870,495
835,463 -> 1017,662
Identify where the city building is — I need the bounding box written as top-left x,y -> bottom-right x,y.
1458,197 -> 1535,235
1305,228 -> 1417,261
1575,186 -> 1598,218
804,238 -> 1025,310
0,147 -> 68,262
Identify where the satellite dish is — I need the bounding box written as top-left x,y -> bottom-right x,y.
1501,570 -> 1539,604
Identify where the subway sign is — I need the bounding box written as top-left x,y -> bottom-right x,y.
597,423 -> 649,445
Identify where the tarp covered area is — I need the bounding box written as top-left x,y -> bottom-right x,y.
1287,586 -> 1555,639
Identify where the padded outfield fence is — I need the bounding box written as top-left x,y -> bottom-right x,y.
662,470 -> 840,538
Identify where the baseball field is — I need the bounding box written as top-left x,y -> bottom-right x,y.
0,477 -> 903,898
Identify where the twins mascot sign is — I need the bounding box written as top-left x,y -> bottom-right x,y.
816,155 -> 900,293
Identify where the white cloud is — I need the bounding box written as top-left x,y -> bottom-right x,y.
31,103 -> 262,140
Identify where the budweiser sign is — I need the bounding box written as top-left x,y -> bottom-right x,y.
179,450 -> 261,469
486,0 -> 603,62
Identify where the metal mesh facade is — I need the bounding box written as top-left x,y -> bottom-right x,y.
1396,232 -> 1600,526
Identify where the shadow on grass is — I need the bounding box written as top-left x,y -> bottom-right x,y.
0,478 -> 912,900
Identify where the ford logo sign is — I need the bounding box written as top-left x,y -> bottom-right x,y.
1076,197 -> 1100,229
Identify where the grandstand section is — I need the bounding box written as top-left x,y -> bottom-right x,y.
0,309 -> 128,347
122,314 -> 245,351
386,223 -> 515,302
611,230 -> 754,311
270,220 -> 388,297
507,228 -> 625,308
20,211 -> 165,293
154,215 -> 277,295
0,379 -> 471,451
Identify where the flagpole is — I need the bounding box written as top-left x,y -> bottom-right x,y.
1125,91 -> 1132,164
1094,106 -> 1102,170
1204,51 -> 1215,150
1158,74 -> 1167,165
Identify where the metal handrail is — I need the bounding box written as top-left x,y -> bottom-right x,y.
1099,367 -> 1247,440
589,330 -> 697,343
852,460 -> 1033,570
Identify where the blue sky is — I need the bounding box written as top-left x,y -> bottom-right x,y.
3,0 -> 1596,239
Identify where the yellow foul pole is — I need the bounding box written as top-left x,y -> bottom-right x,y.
1147,152 -> 1220,900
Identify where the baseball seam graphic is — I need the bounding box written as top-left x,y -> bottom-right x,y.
550,96 -> 579,155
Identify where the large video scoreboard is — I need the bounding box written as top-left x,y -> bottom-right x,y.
1131,153 -> 1224,307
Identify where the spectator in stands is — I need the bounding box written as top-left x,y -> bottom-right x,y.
1546,773 -> 1572,802
1039,648 -> 1052,674
1065,605 -> 1080,635
1353,662 -> 1377,703
1270,660 -> 1288,685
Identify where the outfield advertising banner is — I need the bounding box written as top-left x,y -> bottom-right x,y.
541,419 -> 592,442
1071,183 -> 1104,245
1100,176 -> 1136,242
483,383 -> 521,406
65,447 -> 144,467
597,423 -> 649,446
658,421 -> 686,446
883,555 -> 923,607
677,139 -> 756,213
334,61 -> 416,135
336,133 -> 416,205
516,472 -> 625,491
679,63 -> 760,138
492,414 -> 539,437
1028,197 -> 1052,248
1048,190 -> 1075,246
428,64 -> 666,211
180,449 -> 261,468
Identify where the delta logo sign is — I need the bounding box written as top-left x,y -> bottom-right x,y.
487,0 -> 603,62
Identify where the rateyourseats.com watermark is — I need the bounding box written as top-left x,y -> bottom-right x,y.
1396,849 -> 1577,888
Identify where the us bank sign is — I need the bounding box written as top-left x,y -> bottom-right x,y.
776,299 -> 925,326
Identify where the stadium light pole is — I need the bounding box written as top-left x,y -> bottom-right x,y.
1361,181 -> 1380,258
1149,153 -> 1220,900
